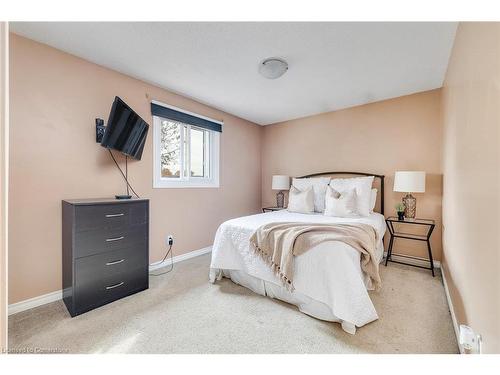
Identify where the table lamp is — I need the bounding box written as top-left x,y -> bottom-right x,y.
272,175 -> 290,208
393,171 -> 426,219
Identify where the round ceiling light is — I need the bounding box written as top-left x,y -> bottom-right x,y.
258,58 -> 288,79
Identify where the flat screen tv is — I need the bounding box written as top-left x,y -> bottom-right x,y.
100,96 -> 149,160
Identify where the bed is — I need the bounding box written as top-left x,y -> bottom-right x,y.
209,172 -> 386,334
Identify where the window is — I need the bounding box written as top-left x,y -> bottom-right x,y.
152,102 -> 220,188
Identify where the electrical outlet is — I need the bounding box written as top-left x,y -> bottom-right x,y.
167,235 -> 174,246
459,324 -> 482,353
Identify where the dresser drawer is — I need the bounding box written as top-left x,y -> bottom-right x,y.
74,224 -> 147,258
74,202 -> 147,232
75,246 -> 148,280
74,247 -> 148,314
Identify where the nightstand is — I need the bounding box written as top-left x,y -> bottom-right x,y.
262,207 -> 286,213
385,216 -> 436,276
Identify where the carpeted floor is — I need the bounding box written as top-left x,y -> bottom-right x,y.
8,253 -> 458,353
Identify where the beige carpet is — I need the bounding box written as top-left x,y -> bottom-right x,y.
8,253 -> 458,353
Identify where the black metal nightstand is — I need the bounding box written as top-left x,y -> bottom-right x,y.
385,216 -> 436,276
262,207 -> 286,213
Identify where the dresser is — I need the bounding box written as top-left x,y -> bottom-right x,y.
62,198 -> 149,317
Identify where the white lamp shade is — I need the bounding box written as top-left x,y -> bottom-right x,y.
272,175 -> 290,190
393,171 -> 426,193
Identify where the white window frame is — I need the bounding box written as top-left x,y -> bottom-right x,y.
152,103 -> 220,189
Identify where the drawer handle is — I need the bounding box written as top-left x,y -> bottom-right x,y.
106,236 -> 124,242
105,281 -> 124,290
105,213 -> 124,218
106,259 -> 125,266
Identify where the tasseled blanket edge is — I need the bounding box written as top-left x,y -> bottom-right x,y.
250,242 -> 295,292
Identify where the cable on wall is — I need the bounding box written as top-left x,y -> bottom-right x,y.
108,149 -> 140,198
107,148 -> 174,276
149,243 -> 174,276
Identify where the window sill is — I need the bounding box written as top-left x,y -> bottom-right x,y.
153,180 -> 219,189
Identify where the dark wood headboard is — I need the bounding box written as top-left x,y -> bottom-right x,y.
296,171 -> 385,215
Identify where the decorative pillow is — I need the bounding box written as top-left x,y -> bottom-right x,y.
370,188 -> 378,213
324,186 -> 358,217
292,177 -> 331,212
287,186 -> 315,214
329,176 -> 374,217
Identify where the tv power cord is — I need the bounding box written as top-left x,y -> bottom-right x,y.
108,149 -> 140,198
149,236 -> 174,276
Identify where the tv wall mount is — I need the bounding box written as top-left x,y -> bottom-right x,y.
95,118 -> 106,143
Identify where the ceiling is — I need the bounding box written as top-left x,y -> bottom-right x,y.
10,22 -> 457,125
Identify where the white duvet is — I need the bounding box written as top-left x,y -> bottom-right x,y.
209,210 -> 386,334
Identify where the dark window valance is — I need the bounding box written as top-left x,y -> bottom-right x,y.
151,103 -> 222,133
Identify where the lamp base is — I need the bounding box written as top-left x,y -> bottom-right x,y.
276,191 -> 285,208
403,193 -> 416,219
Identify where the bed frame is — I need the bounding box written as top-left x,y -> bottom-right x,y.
297,171 -> 385,216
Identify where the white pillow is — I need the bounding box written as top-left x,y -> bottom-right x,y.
329,176 -> 374,217
370,188 -> 378,213
324,186 -> 358,218
287,186 -> 315,214
292,177 -> 331,212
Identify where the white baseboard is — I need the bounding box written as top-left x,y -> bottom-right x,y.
8,290 -> 63,316
8,246 -> 212,316
149,246 -> 212,271
441,264 -> 463,354
383,251 -> 441,269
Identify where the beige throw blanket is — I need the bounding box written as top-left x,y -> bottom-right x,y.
249,222 -> 381,291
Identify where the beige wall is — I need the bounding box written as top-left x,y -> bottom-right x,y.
9,26 -> 500,355
0,22 -> 8,351
262,90 -> 443,260
8,34 -> 262,304
441,22 -> 500,354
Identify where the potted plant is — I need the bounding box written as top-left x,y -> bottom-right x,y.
395,203 -> 405,221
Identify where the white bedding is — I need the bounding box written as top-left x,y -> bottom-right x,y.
209,210 -> 386,334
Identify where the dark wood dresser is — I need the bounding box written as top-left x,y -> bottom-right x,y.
62,198 -> 149,317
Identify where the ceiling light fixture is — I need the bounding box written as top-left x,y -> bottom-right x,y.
258,57 -> 288,79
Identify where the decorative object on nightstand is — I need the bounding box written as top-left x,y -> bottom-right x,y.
272,175 -> 290,208
395,202 -> 405,221
262,207 -> 286,213
393,171 -> 425,219
385,216 -> 435,276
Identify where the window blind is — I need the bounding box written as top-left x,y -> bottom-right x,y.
151,102 -> 222,133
